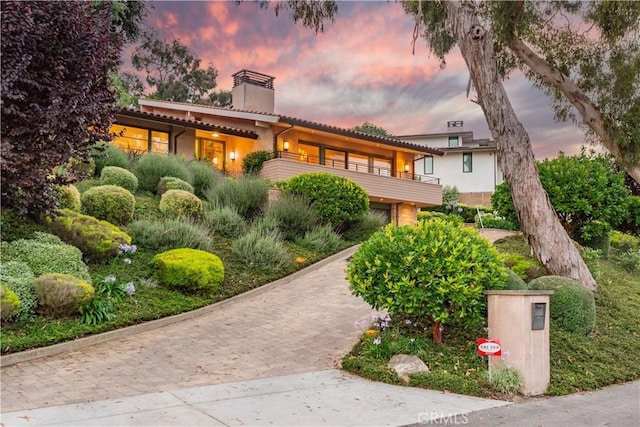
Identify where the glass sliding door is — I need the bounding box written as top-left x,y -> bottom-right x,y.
196,137 -> 225,169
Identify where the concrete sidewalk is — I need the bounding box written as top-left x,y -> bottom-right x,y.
0,370 -> 509,426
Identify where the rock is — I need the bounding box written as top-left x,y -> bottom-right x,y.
387,354 -> 429,384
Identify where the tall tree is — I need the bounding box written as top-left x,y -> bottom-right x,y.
131,32 -> 220,103
1,1 -> 126,217
351,122 -> 394,137
263,0 -> 622,290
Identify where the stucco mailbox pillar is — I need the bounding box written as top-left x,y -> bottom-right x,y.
484,290 -> 554,396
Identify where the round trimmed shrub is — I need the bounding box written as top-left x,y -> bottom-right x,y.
1,286 -> 21,321
100,166 -> 138,193
159,189 -> 203,219
34,273 -> 95,317
528,275 -> 596,335
346,219 -> 507,343
503,268 -> 527,290
1,235 -> 91,282
48,209 -> 132,263
54,184 -> 81,212
133,153 -> 194,193
284,172 -> 369,231
0,261 -> 37,320
157,176 -> 194,195
81,185 -> 135,225
92,143 -> 129,175
152,248 -> 224,294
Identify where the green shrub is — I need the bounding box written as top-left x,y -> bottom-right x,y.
81,185 -> 135,225
579,220 -> 611,259
503,268 -> 527,290
48,209 -> 132,263
204,176 -> 269,219
581,247 -> 602,281
442,185 -> 460,205
74,178 -> 102,194
250,214 -> 282,237
133,153 -> 194,193
157,176 -> 194,195
159,190 -> 203,219
341,211 -> 386,242
188,160 -> 224,198
295,225 -> 343,253
486,365 -> 522,394
232,229 -> 292,273
262,195 -> 320,240
127,218 -> 214,252
617,195 -> 640,236
418,211 -> 464,226
1,235 -> 91,281
347,219 -> 506,343
0,261 -> 37,320
610,231 -> 639,252
426,204 -> 489,223
53,184 -> 81,211
242,150 -> 272,175
476,212 -> 519,231
528,275 -> 596,335
100,166 -> 139,193
152,248 -> 224,294
283,172 -> 370,231
92,143 -> 129,175
202,206 -> 247,238
1,286 -> 21,321
620,249 -> 640,273
500,253 -> 546,282
34,273 -> 95,317
0,209 -> 49,242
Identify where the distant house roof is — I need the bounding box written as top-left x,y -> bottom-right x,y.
116,107 -> 259,139
137,99 -> 444,156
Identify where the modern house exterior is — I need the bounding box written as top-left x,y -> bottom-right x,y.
111,70 -> 444,224
398,121 -> 504,206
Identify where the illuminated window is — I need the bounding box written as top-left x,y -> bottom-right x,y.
110,125 -> 169,154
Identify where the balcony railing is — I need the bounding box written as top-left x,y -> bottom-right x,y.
275,151 -> 439,184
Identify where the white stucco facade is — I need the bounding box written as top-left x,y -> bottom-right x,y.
398,127 -> 504,206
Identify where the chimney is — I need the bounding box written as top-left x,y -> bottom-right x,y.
231,69 -> 275,113
447,120 -> 464,132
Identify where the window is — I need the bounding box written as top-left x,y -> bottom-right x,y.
111,125 -> 169,154
448,136 -> 459,148
424,156 -> 434,174
463,152 -> 473,173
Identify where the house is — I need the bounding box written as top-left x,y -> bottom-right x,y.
397,121 -> 504,206
111,70 -> 444,225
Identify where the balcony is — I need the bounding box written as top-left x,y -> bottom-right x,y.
260,152 -> 443,207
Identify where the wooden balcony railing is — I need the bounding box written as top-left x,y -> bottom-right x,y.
276,151 -> 439,184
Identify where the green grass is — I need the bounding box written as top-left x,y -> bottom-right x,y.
342,236 -> 640,397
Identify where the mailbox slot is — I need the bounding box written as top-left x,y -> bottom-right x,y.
531,302 -> 546,330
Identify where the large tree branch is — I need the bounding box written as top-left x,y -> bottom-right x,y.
508,36 -> 640,183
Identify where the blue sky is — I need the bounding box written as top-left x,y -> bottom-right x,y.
134,0 -> 590,159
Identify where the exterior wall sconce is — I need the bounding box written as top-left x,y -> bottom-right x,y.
283,141 -> 290,151
404,163 -> 410,173
229,151 -> 236,161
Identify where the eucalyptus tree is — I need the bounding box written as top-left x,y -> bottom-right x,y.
260,0 -> 638,290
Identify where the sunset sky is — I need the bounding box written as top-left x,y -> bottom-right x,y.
136,0 -> 590,159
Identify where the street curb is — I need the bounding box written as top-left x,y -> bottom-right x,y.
0,245 -> 360,368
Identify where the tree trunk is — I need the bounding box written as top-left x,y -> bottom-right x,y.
508,36 -> 640,184
442,1 -> 597,291
432,321 -> 443,344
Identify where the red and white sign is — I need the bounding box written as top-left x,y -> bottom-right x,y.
477,338 -> 502,356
